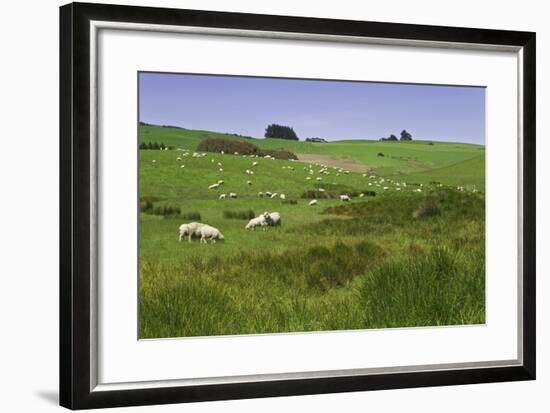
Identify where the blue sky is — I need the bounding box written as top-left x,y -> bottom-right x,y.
139,72 -> 485,144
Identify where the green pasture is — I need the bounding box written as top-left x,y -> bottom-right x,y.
139,124 -> 486,338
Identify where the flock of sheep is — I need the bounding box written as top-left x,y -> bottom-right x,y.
178,211 -> 281,244
157,147 -> 479,245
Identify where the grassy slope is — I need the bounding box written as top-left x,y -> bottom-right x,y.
139,124 -> 485,189
139,124 -> 486,338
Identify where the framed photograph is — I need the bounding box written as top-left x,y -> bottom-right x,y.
60,2 -> 536,409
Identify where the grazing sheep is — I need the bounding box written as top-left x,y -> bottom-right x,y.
217,162 -> 223,167
152,160 -> 156,163
265,191 -> 272,197
305,177 -> 312,181
219,168 -> 223,172
258,192 -> 264,198
219,193 -> 226,199
340,194 -> 351,202
245,215 -> 268,230
263,211 -> 281,226
176,157 -> 182,161
359,193 -> 365,198
252,161 -> 259,167
180,165 -> 185,168
309,199 -> 318,206
247,180 -> 252,185
270,193 -> 279,199
316,177 -> 322,181
178,222 -> 204,242
208,183 -> 220,189
279,194 -> 286,200
217,180 -> 224,185
197,224 -> 225,243
229,192 -> 237,198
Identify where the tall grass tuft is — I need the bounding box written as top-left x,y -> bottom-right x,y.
223,209 -> 256,220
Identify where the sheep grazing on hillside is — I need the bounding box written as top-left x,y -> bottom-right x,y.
263,211 -> 281,226
258,192 -> 264,198
340,194 -> 351,202
265,191 -> 272,197
219,193 -> 226,200
208,183 -> 220,189
316,177 -> 323,181
252,161 -> 259,167
270,193 -> 279,199
306,177 -> 312,181
309,199 -> 318,206
279,194 -> 286,200
229,192 -> 237,198
178,222 -> 204,242
176,157 -> 182,161
217,162 -> 223,167
245,215 -> 268,231
197,224 -> 225,243
359,193 -> 365,198
217,180 -> 224,185
180,165 -> 185,168
247,180 -> 253,185
219,168 -> 223,172
152,160 -> 156,163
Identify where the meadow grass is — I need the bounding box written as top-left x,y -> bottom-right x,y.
139,125 -> 485,338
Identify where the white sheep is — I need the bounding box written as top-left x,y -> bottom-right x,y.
270,192 -> 279,199
245,215 -> 268,230
258,192 -> 264,198
247,180 -> 252,185
263,211 -> 281,226
219,193 -> 226,199
309,199 -> 318,206
229,192 -> 237,198
279,194 -> 286,200
208,183 -> 220,189
340,194 -> 351,202
196,224 -> 225,243
359,193 -> 365,198
217,180 -> 224,185
178,222 -> 204,242
252,161 -> 259,167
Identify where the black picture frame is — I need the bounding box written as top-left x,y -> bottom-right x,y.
60,2 -> 536,410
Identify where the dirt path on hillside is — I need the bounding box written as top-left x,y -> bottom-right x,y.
296,153 -> 371,173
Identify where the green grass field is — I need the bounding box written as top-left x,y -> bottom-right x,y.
139,124 -> 485,338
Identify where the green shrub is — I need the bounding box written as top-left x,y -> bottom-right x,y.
223,209 -> 255,220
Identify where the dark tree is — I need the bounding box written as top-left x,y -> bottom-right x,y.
264,124 -> 299,140
400,129 -> 413,141
387,134 -> 398,141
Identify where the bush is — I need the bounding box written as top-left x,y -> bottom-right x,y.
223,209 -> 255,220
151,205 -> 181,216
412,201 -> 441,219
377,152 -> 384,157
197,137 -> 297,160
140,199 -> 153,212
181,212 -> 201,221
